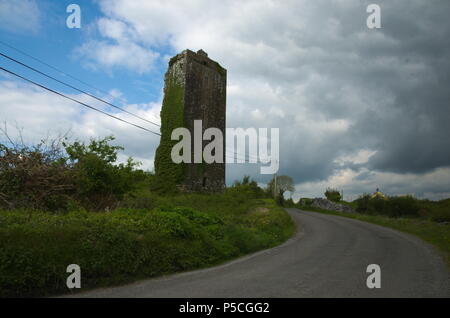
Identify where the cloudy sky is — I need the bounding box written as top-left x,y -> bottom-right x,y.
0,0 -> 449,201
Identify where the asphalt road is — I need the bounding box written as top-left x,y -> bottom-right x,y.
68,209 -> 450,298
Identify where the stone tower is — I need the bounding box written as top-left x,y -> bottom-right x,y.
154,49 -> 226,192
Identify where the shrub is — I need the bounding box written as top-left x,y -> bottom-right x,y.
0,136 -> 73,211
298,198 -> 313,206
418,199 -> 450,223
355,194 -> 420,217
64,136 -> 145,210
0,192 -> 295,297
229,178 -> 267,199
325,187 -> 341,202
0,134 -> 149,212
0,130 -> 297,297
283,198 -> 296,207
387,195 -> 420,217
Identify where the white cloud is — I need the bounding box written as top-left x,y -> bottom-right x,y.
335,149 -> 377,165
0,80 -> 161,171
76,40 -> 159,74
97,18 -> 137,42
76,16 -> 159,74
0,0 -> 40,33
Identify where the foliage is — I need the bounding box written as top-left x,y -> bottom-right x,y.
283,198 -> 296,207
355,194 -> 420,217
298,198 -> 313,206
0,133 -> 148,212
417,199 -> 450,223
63,136 -> 145,210
0,132 -> 73,212
233,175 -> 253,186
302,188 -> 449,223
324,187 -> 341,202
266,175 -> 295,205
0,128 -> 296,297
231,176 -> 267,198
153,73 -> 185,192
0,188 -> 295,297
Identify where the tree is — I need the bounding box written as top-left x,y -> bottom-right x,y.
0,123 -> 147,212
63,136 -> 142,210
0,124 -> 73,212
325,187 -> 341,202
233,175 -> 259,188
267,175 -> 295,203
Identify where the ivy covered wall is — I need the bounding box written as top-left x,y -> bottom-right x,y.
154,50 -> 226,192
154,58 -> 186,189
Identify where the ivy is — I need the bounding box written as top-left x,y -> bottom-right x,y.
154,71 -> 186,190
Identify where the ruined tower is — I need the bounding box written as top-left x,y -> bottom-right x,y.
154,49 -> 226,192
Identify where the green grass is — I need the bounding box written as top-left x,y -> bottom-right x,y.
0,187 -> 295,297
299,206 -> 450,268
339,200 -> 357,209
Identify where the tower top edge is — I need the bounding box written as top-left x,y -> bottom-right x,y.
168,49 -> 227,73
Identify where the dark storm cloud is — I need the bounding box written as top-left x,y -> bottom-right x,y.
262,0 -> 450,184
93,0 -> 450,193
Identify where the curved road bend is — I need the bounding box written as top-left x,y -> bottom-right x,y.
68,209 -> 450,298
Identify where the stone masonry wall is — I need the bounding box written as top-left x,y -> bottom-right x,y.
155,49 -> 227,192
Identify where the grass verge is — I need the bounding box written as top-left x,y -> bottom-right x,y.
0,188 -> 295,298
300,206 -> 450,268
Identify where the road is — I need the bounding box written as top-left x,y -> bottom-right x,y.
69,209 -> 450,297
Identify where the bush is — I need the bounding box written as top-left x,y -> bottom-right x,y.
0,135 -> 149,212
283,198 -> 296,207
325,187 -> 341,202
387,196 -> 420,217
418,199 -> 450,223
0,131 -> 296,297
0,136 -> 73,211
64,136 -> 146,210
355,194 -> 420,217
298,198 -> 313,206
232,176 -> 267,198
0,192 -> 295,297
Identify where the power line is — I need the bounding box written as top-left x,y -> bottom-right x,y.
226,150 -> 253,162
0,44 -> 271,155
226,147 -> 263,162
0,61 -> 266,156
0,67 -> 268,152
0,51 -> 161,128
0,40 -> 131,106
0,66 -> 161,137
0,40 -> 161,124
